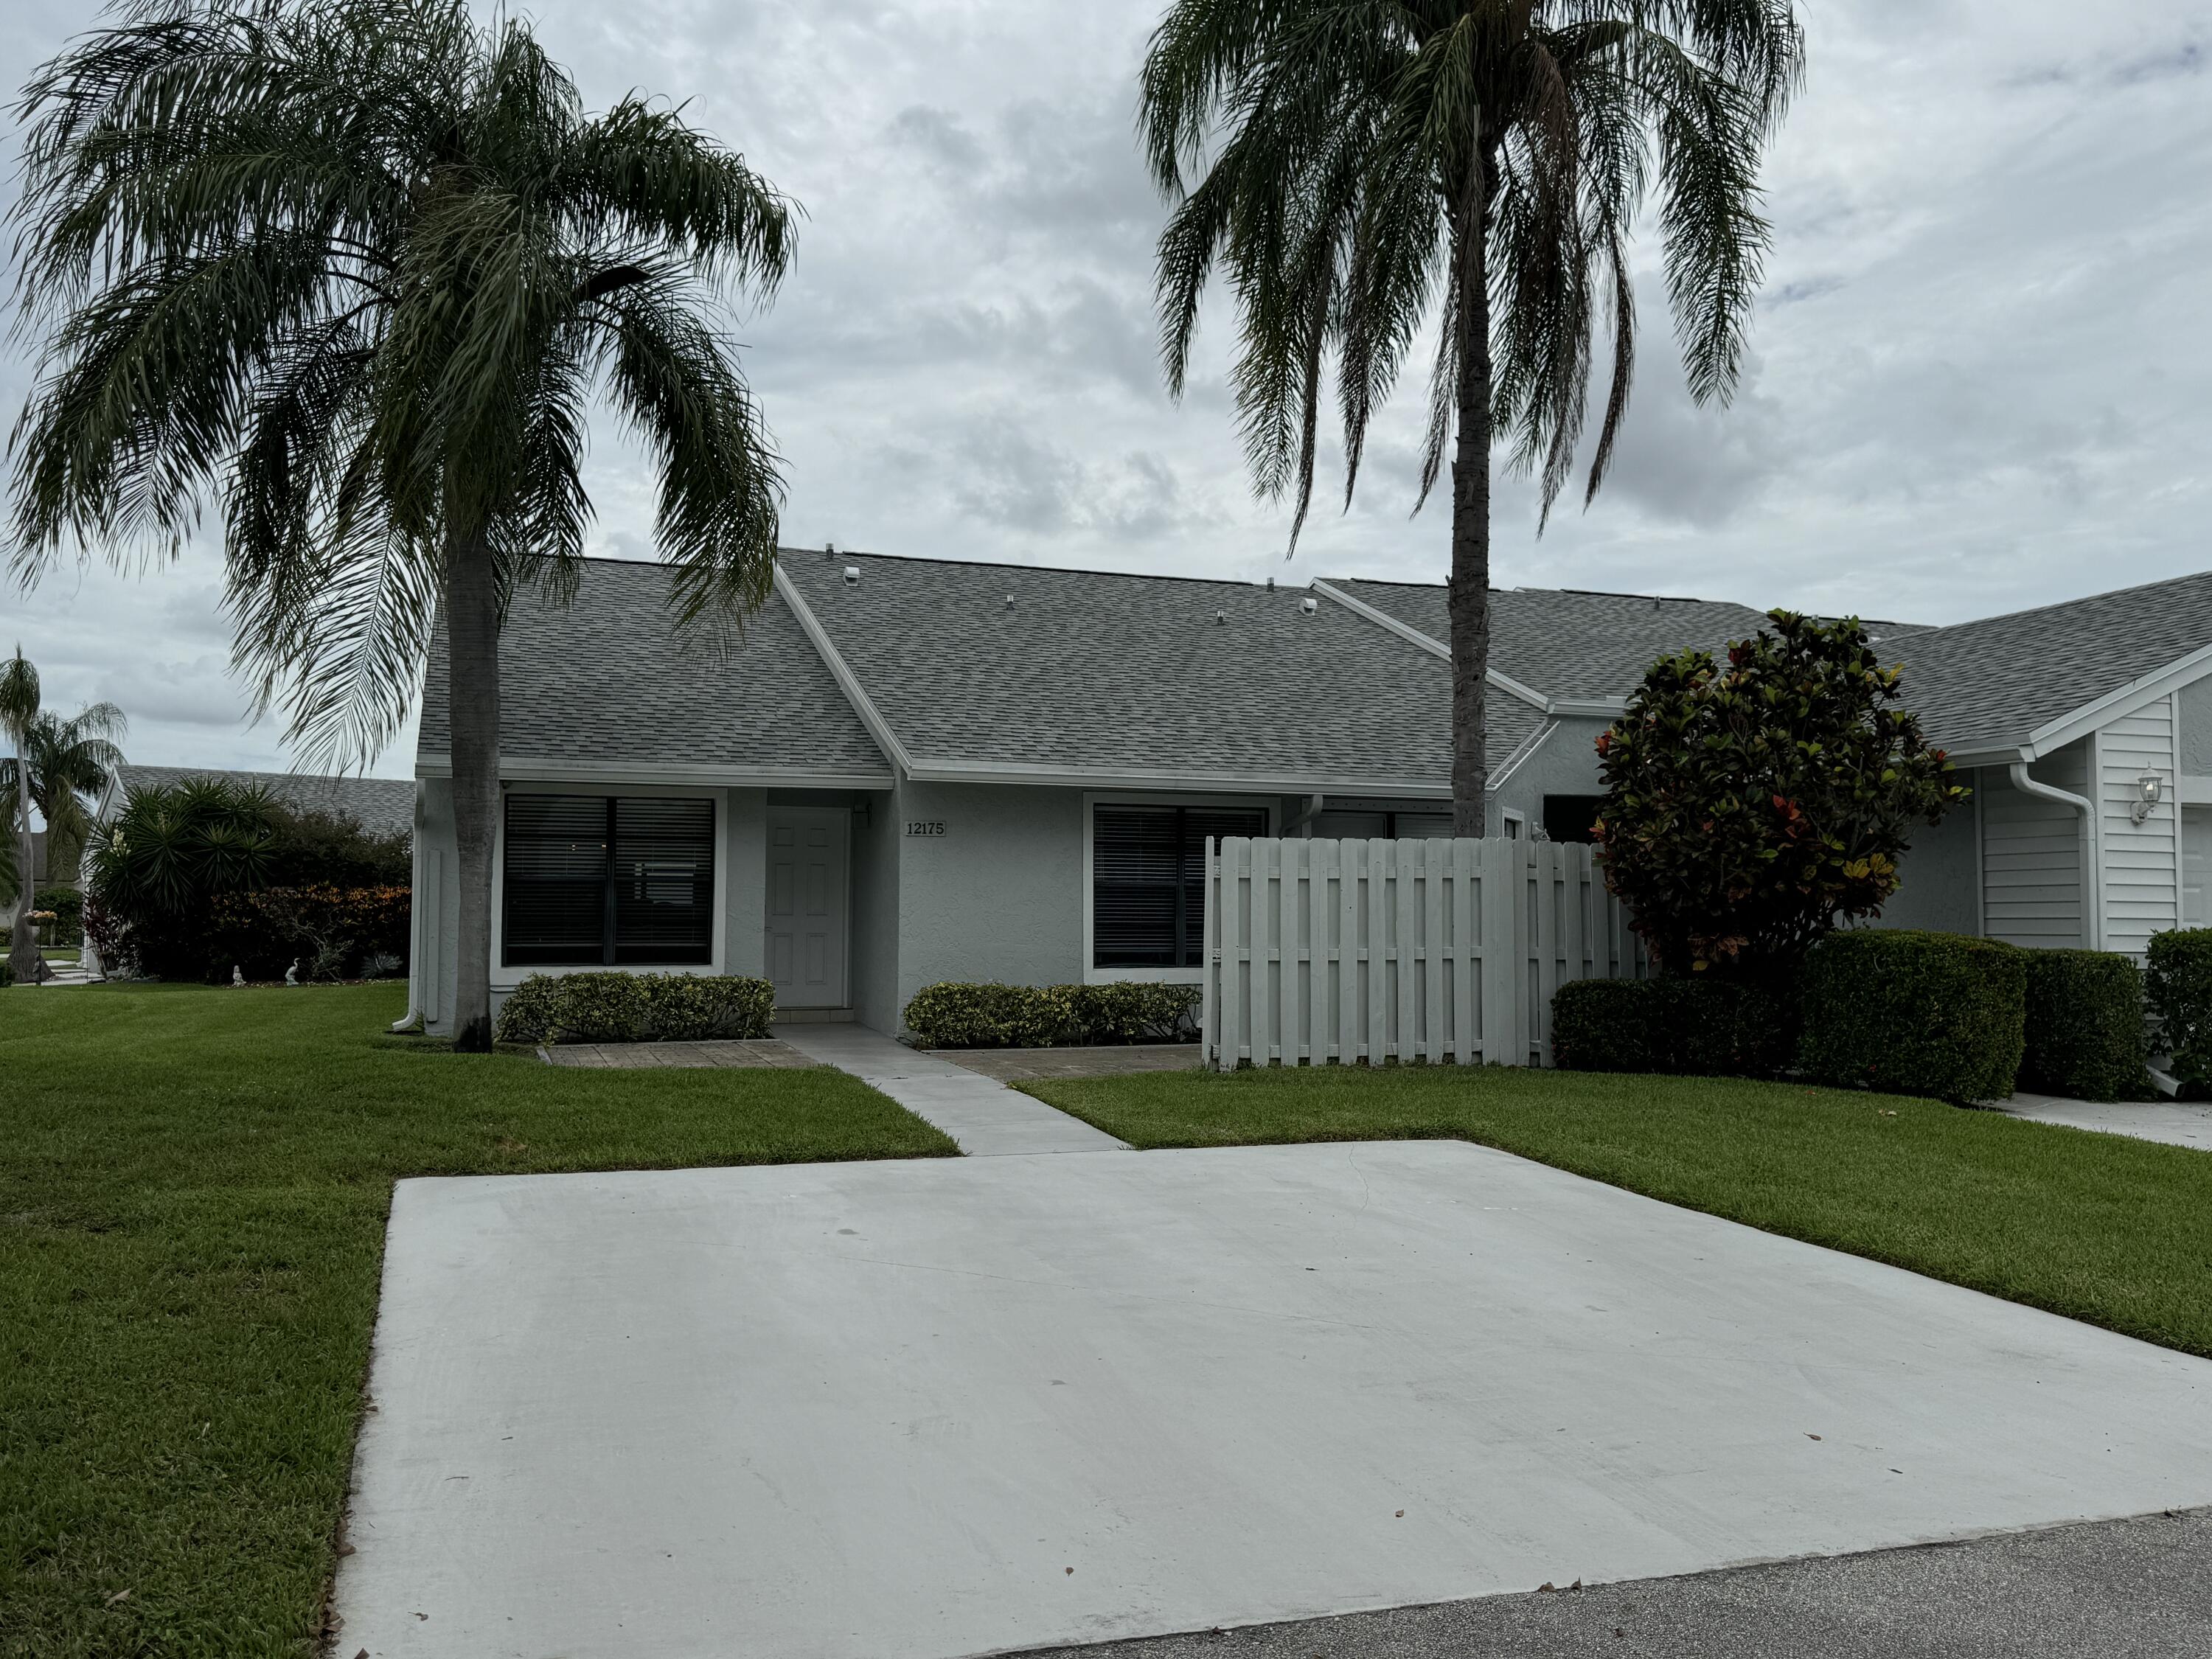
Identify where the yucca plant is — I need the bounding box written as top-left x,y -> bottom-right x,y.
9,0 -> 794,1044
1141,0 -> 1804,831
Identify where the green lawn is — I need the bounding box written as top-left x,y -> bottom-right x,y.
1023,1065 -> 2212,1360
0,984 -> 953,1658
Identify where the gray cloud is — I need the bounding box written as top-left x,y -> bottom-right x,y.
6,0 -> 2212,775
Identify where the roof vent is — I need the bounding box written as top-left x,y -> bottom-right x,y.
1216,609 -> 1227,625
1300,596 -> 1318,616
1266,577 -> 1276,591
1004,594 -> 1014,608
842,565 -> 860,585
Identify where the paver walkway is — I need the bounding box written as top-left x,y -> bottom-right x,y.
775,1023 -> 1129,1155
1995,1093 -> 2212,1152
540,1037 -> 815,1069
940,1043 -> 1202,1082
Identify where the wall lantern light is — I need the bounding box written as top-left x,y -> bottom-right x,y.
2132,770 -> 2165,824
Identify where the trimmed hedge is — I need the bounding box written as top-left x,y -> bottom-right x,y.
1797,929 -> 2025,1103
2146,928 -> 2212,1093
2020,950 -> 2152,1102
1551,975 -> 1795,1079
495,972 -> 774,1046
903,981 -> 1202,1048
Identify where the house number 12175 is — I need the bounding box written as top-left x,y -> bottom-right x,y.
905,820 -> 947,837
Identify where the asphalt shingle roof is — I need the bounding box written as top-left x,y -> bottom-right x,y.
1888,571 -> 2212,755
779,549 -> 1532,785
417,560 -> 888,778
111,766 -> 416,839
1332,580 -> 1776,700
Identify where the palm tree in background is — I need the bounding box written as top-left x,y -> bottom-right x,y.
13,699 -> 130,883
8,0 -> 793,1046
1141,0 -> 1804,832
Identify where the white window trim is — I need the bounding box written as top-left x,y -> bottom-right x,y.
492,782 -> 729,992
1081,791 -> 1277,986
1501,807 -> 1527,840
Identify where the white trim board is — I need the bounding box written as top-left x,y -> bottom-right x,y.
416,754 -> 894,790
1310,580 -> 1628,718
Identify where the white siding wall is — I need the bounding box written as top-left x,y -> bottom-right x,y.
2096,697 -> 2180,959
1980,743 -> 2090,950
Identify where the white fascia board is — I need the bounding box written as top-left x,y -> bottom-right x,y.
414,754 -> 894,790
1489,719 -> 1557,792
771,564 -> 920,778
1311,580 -> 1627,717
903,756 -> 1452,798
2023,643 -> 2212,759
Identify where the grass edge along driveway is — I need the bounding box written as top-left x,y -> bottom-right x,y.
0,983 -> 954,1659
1020,1064 -> 2212,1363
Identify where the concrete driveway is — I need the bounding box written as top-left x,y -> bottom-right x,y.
333,1141 -> 2212,1659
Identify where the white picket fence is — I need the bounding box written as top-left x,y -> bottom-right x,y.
1200,836 -> 1646,1070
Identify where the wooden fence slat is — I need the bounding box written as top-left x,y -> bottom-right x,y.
1200,835 -> 1643,1071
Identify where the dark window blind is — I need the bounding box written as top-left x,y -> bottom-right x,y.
1093,804 -> 1264,968
504,795 -> 714,966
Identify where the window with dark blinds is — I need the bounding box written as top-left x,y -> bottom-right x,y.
1092,804 -> 1265,968
504,795 -> 714,966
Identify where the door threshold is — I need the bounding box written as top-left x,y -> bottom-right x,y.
773,1006 -> 857,1023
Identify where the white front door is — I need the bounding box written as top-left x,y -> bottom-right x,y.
2185,807 -> 2212,927
765,807 -> 849,1007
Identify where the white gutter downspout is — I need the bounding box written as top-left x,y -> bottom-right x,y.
2009,759 -> 2101,950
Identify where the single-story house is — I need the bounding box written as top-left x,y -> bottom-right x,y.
403,551 -> 2212,1037
100,765 -> 417,841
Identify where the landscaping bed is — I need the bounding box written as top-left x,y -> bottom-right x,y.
1020,1064 -> 2212,1360
0,983 -> 954,1657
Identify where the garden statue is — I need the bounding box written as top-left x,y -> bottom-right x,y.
232,966 -> 246,987
285,959 -> 302,986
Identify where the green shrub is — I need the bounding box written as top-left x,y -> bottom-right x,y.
1797,929 -> 2025,1103
902,981 -> 1203,1048
495,972 -> 774,1046
1551,975 -> 1794,1078
35,886 -> 84,947
1596,612 -> 1966,974
2020,950 -> 2151,1102
2145,928 -> 2212,1093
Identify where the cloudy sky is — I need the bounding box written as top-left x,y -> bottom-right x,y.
2,0 -> 2208,783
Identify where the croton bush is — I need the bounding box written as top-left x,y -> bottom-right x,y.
1593,612 -> 1966,976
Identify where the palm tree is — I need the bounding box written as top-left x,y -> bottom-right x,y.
1141,0 -> 1804,832
8,0 -> 793,1047
15,700 -> 130,883
0,649 -> 76,983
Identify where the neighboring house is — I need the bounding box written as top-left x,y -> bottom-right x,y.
99,765 -> 417,842
404,550 -> 2212,1037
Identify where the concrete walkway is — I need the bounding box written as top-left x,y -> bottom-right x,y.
775,1022 -> 1129,1155
1997,1092 -> 2212,1152
334,1140 -> 2212,1659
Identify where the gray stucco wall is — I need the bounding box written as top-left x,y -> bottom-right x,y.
1872,784 -> 1982,935
1489,714 -> 1609,832
723,787 -> 767,978
891,781 -> 1088,1023
411,776 -> 459,1035
847,787 -> 901,1031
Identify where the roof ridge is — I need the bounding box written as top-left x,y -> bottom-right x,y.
778,546 -> 1301,591
1903,566 -> 2212,642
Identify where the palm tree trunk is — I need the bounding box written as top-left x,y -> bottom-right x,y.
10,740 -> 42,984
1446,194 -> 1494,838
446,535 -> 501,1051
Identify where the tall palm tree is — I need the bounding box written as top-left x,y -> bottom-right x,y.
13,700 -> 130,882
1141,0 -> 1804,832
0,649 -> 55,981
8,0 -> 793,1047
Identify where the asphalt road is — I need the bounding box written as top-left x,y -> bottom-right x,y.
1012,1508 -> 2212,1659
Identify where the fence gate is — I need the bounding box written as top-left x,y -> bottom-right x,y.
1200,836 -> 1644,1071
